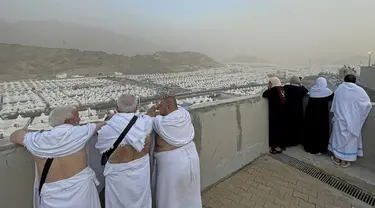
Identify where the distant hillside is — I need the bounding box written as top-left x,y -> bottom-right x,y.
153,51 -> 220,67
224,55 -> 270,63
0,43 -> 222,80
0,20 -> 162,56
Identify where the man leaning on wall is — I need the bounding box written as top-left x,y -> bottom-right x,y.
10,106 -> 105,208
96,94 -> 157,208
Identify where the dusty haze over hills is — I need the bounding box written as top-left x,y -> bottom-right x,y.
0,43 -> 222,81
1,0 -> 375,65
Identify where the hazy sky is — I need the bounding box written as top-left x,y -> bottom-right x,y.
1,0 -> 375,63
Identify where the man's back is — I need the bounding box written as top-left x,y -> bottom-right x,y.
24,124 -> 101,208
108,136 -> 150,163
97,112 -> 153,208
152,106 -> 202,208
10,107 -> 104,208
155,134 -> 179,152
34,148 -> 87,183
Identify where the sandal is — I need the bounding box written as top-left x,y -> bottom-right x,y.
269,148 -> 282,154
341,161 -> 351,168
331,156 -> 341,166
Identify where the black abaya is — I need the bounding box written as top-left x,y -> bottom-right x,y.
262,87 -> 287,149
303,93 -> 334,154
283,85 -> 308,147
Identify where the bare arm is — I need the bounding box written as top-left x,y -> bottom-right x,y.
94,121 -> 106,132
104,113 -> 115,121
146,106 -> 157,117
10,129 -> 28,146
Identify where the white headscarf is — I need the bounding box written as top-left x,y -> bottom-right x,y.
269,77 -> 282,87
309,77 -> 333,98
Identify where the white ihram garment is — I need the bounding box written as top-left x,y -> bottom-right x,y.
86,134 -> 105,193
328,82 -> 372,161
153,108 -> 202,208
97,113 -> 153,208
23,124 -> 101,208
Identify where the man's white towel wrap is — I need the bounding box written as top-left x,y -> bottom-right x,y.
23,124 -> 101,208
329,82 -> 372,161
153,107 -> 202,208
97,113 -> 153,208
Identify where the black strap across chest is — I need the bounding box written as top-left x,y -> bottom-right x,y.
101,115 -> 138,165
39,158 -> 54,195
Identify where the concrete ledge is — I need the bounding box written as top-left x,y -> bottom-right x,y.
186,94 -> 269,189
0,93 -> 269,207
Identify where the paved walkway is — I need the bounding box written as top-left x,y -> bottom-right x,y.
283,146 -> 375,195
202,156 -> 369,208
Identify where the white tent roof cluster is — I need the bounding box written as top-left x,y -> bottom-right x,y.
61,84 -> 157,106
126,67 -> 269,91
28,113 -> 51,131
40,90 -> 80,108
225,86 -> 266,96
0,115 -> 31,139
284,68 -> 324,79
53,78 -> 114,88
0,81 -> 29,92
179,95 -> 214,105
3,78 -> 157,110
28,78 -> 115,90
0,81 -> 46,116
79,108 -> 104,124
321,72 -> 342,87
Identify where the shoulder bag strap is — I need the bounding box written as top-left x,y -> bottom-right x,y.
39,158 -> 54,195
102,115 -> 138,163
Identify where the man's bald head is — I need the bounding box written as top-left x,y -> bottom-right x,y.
164,96 -> 178,108
159,95 -> 178,116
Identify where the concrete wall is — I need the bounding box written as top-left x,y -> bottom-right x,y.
358,103 -> 375,171
0,146 -> 34,208
361,85 -> 375,102
187,95 -> 269,189
360,66 -> 375,91
0,94 -> 269,208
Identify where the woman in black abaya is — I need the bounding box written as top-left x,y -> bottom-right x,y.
284,76 -> 308,147
263,77 -> 287,154
303,77 -> 334,155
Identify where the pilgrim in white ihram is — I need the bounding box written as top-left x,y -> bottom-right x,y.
24,124 -> 101,208
153,106 -> 202,208
329,77 -> 372,166
97,95 -> 154,208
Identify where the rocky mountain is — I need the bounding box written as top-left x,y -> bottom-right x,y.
0,43 -> 222,80
153,51 -> 220,67
0,20 -> 162,56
